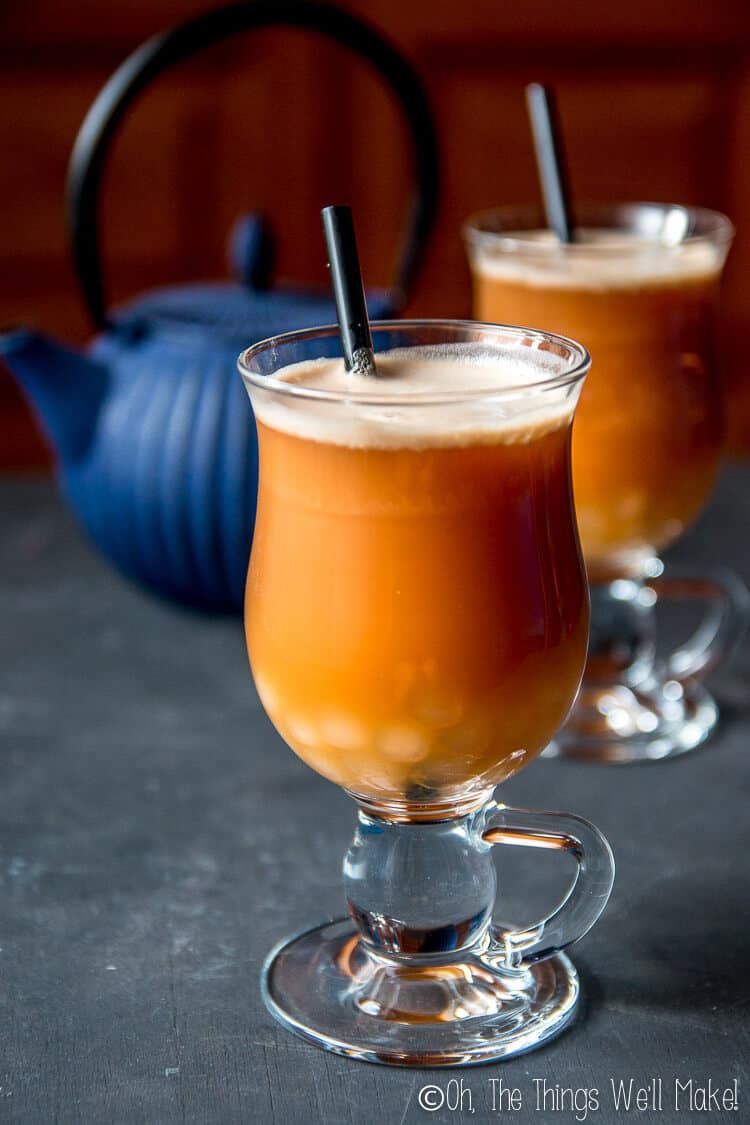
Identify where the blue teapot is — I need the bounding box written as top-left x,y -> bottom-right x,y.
2,0 -> 439,612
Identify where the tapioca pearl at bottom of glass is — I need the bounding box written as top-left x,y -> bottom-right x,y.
376,726 -> 431,763
319,712 -> 370,753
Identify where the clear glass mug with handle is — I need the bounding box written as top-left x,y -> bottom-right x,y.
466,204 -> 749,762
238,320 -> 614,1066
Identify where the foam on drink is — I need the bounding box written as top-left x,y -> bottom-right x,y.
470,227 -> 724,290
250,344 -> 578,449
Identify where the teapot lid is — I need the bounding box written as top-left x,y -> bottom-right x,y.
115,282 -> 394,347
111,213 -> 395,346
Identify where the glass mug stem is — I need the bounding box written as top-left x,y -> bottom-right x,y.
263,797 -> 614,1064
550,560 -> 750,762
344,800 -> 614,971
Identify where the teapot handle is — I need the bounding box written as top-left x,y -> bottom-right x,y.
67,0 -> 440,330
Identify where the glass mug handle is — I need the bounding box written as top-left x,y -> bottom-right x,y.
646,567 -> 750,682
479,802 -> 615,968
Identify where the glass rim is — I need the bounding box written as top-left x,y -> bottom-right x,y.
237,319 -> 591,406
463,200 -> 735,255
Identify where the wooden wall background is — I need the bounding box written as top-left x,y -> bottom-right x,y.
2,0 -> 750,467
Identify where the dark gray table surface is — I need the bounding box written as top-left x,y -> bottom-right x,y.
2,469 -> 749,1125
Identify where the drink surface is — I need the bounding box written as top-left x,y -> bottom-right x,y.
470,229 -> 725,576
245,347 -> 588,807
249,345 -> 575,447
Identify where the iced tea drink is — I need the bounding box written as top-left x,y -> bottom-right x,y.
465,204 -> 733,580
241,325 -> 590,805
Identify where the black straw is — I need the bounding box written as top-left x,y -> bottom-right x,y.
525,84 -> 575,243
321,205 -> 377,376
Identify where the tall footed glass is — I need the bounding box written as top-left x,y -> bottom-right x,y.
466,203 -> 749,762
239,321 -> 614,1065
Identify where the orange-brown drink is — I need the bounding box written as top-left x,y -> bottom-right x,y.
465,204 -> 747,762
240,322 -> 590,811
465,204 -> 733,579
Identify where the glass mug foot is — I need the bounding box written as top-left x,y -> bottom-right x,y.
263,919 -> 579,1066
261,799 -> 613,1067
546,677 -> 718,763
547,564 -> 749,764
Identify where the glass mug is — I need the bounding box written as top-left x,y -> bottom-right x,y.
239,321 -> 614,1065
465,203 -> 749,762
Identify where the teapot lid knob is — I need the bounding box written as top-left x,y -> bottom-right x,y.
228,211 -> 275,292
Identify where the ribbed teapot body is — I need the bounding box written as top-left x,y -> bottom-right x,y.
56,280 -> 396,612
63,327 -> 257,613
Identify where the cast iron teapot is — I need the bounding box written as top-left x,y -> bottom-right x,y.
2,0 -> 439,612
